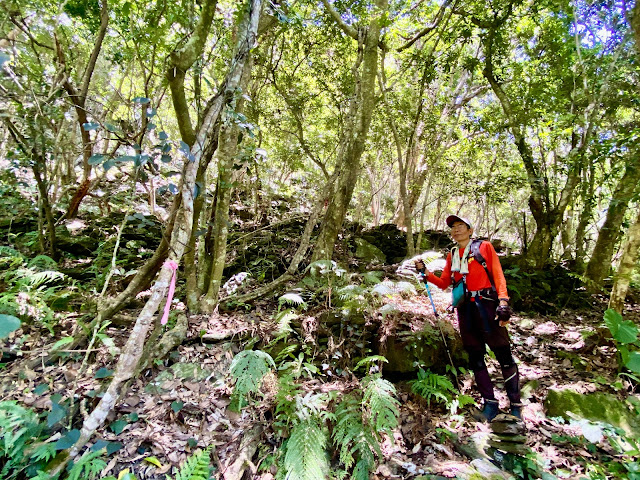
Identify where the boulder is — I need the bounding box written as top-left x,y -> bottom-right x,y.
544,389 -> 640,437
354,237 -> 386,264
383,319 -> 465,374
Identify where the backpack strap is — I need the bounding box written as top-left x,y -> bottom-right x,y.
471,239 -> 496,292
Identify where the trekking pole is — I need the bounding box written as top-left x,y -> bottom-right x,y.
422,278 -> 439,318
419,275 -> 460,390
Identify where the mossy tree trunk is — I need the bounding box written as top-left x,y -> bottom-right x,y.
164,0 -> 220,312
311,0 -> 387,262
609,210 -> 640,313
574,162 -> 597,271
201,69 -> 254,311
585,160 -> 640,290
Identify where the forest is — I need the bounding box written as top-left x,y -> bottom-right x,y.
0,0 -> 639,479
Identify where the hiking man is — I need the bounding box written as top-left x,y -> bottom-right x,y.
414,215 -> 522,421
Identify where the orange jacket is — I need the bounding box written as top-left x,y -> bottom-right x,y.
426,240 -> 509,300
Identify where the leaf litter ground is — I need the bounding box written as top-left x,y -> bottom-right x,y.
1,287 -> 639,479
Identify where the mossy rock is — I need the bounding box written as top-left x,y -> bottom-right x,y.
354,238 -> 386,264
383,319 -> 465,374
545,389 -> 640,437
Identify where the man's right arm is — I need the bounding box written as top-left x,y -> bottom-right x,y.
424,253 -> 452,290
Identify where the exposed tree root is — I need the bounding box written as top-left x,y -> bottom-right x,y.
222,426 -> 262,480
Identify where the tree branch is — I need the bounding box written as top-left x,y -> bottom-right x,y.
80,0 -> 109,100
397,0 -> 453,52
167,0 -> 219,147
321,0 -> 359,40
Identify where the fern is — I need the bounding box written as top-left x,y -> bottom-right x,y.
409,368 -> 457,408
279,293 -> 307,310
371,280 -> 416,297
354,355 -> 388,372
274,309 -> 298,336
170,447 -> 212,480
371,281 -> 395,296
0,401 -> 42,460
362,375 -> 400,435
331,377 -> 399,479
26,270 -> 66,289
0,402 -> 48,479
307,260 -> 340,277
0,246 -> 22,258
274,375 -> 303,433
230,350 -> 275,409
283,418 -> 329,480
395,281 -> 417,295
0,249 -> 70,332
67,449 -> 107,480
333,394 -> 378,472
336,284 -> 365,301
27,254 -> 58,270
362,271 -> 382,285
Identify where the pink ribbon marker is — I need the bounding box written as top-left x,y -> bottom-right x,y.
161,260 -> 179,325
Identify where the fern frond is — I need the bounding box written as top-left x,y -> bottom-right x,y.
275,344 -> 299,364
274,376 -> 302,430
27,255 -> 58,271
274,309 -> 298,335
394,281 -> 416,295
353,457 -> 374,480
25,270 -> 66,288
279,293 -> 307,309
336,284 -> 365,301
284,418 -> 329,480
172,446 -> 211,480
409,369 -> 457,408
362,376 -> 400,435
295,392 -> 329,421
230,350 -> 275,399
307,260 -> 336,277
371,282 -> 394,296
333,395 -> 379,471
354,356 -> 388,372
362,271 -> 382,285
0,401 -> 43,460
67,450 -> 107,480
0,246 -> 22,258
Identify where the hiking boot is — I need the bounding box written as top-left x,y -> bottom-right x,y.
472,399 -> 499,422
510,403 -> 524,420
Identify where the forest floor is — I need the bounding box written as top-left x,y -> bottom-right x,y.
1,281 -> 639,479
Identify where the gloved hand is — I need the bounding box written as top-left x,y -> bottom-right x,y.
414,259 -> 426,275
496,304 -> 512,325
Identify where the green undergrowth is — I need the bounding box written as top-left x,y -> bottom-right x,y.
501,261 -> 591,313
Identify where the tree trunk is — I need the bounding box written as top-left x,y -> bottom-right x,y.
574,161 -> 596,271
609,209 -> 640,313
201,78 -> 251,311
379,51 -> 414,257
165,0 -> 220,312
3,119 -> 58,259
57,1 -> 264,467
59,0 -> 110,219
585,160 -> 640,290
312,0 -> 386,261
